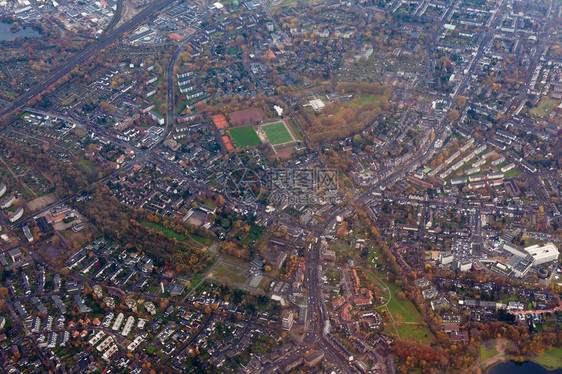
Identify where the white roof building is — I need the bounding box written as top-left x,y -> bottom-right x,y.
309,99 -> 325,112
525,243 -> 559,266
112,313 -> 124,331
121,316 -> 135,336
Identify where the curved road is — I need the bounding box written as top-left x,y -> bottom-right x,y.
102,0 -> 124,36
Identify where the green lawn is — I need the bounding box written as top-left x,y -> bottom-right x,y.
140,221 -> 186,241
529,97 -> 560,117
239,225 -> 265,245
480,341 -> 498,362
504,168 -> 523,178
203,199 -> 217,209
150,95 -> 165,117
209,262 -> 248,285
369,274 -> 433,342
262,122 -> 294,145
175,100 -> 190,115
145,345 -> 157,355
531,347 -> 562,368
80,159 -> 99,173
521,235 -> 542,247
191,233 -> 211,246
355,94 -> 382,105
383,281 -> 422,323
228,126 -> 261,148
396,323 -> 433,343
288,119 -> 303,141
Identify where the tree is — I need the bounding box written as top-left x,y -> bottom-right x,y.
447,109 -> 460,122
51,235 -> 60,247
455,96 -> 467,108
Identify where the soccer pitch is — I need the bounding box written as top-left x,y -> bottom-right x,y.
261,121 -> 294,145
229,126 -> 261,147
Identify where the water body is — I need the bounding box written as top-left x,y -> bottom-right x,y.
0,21 -> 40,41
487,360 -> 562,374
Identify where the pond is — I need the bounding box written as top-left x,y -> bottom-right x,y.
0,20 -> 40,41
487,360 -> 562,374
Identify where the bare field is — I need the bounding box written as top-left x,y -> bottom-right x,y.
25,193 -> 57,212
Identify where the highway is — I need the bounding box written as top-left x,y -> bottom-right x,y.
0,0 -> 178,118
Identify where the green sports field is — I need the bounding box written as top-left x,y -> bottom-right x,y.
229,126 -> 261,147
262,121 -> 294,145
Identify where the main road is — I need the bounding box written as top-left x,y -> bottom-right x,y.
301,102 -> 448,372
0,0 -> 178,118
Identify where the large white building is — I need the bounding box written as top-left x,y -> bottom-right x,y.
308,99 -> 325,112
1,195 -> 15,209
525,243 -> 559,266
121,316 -> 135,336
439,252 -> 454,265
9,207 -> 23,223
282,311 -> 294,331
112,313 -> 124,331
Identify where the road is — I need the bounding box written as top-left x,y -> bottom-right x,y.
0,0 -> 178,118
102,0 -> 124,36
160,313 -> 212,365
298,94 -> 448,371
10,34 -> 202,231
166,41 -> 187,132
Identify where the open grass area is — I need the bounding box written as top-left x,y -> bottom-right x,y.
208,262 -> 248,285
504,168 -> 523,178
191,233 -> 211,246
530,347 -> 562,368
480,341 -> 498,362
521,235 -> 543,247
202,199 -> 215,209
239,225 -> 265,246
330,94 -> 384,115
150,95 -> 165,117
368,273 -> 433,342
382,280 -> 422,323
288,119 -> 303,141
355,94 -> 382,105
273,142 -> 300,154
529,97 -> 560,117
228,126 -> 261,148
262,121 -> 294,145
80,159 -> 99,173
396,323 -> 433,343
140,221 -> 186,241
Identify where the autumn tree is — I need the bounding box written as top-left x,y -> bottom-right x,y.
447,109 -> 460,122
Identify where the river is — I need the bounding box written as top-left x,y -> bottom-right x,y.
487,361 -> 562,374
0,20 -> 40,41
